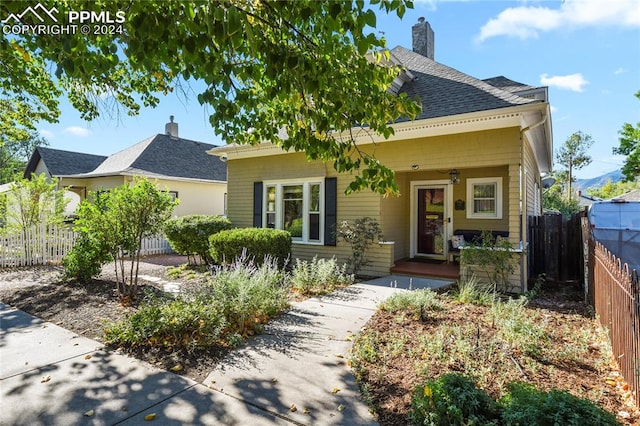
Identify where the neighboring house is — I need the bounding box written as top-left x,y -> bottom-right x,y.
208,19 -> 552,291
24,117 -> 228,218
612,189 -> 640,202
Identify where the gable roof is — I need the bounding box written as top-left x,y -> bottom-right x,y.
24,146 -> 107,178
389,46 -> 539,122
67,134 -> 227,182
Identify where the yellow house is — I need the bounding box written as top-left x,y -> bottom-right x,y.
24,117 -> 228,218
208,20 -> 552,292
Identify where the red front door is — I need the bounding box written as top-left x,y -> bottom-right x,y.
417,187 -> 445,256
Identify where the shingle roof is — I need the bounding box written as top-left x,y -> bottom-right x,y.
482,76 -> 535,94
389,46 -> 538,121
613,189 -> 640,202
24,147 -> 108,177
76,134 -> 227,182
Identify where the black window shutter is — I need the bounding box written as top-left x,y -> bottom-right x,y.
324,177 -> 337,246
253,182 -> 263,227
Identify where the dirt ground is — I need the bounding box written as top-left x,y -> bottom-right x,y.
1,257 -> 639,424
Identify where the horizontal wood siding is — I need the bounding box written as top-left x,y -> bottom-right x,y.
225,127 -> 526,278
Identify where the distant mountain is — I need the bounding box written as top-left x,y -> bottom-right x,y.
575,170 -> 623,191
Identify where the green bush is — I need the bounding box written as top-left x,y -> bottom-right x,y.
409,373 -> 501,426
202,255 -> 290,336
62,232 -> 112,283
379,289 -> 443,317
288,256 -> 354,296
104,296 -> 227,351
501,382 -> 619,425
164,215 -> 231,264
209,227 -> 291,268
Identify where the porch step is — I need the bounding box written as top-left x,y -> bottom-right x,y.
390,259 -> 460,280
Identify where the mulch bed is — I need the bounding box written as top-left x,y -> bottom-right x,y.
1,261 -> 638,424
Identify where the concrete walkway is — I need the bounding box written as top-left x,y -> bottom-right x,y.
0,276 -> 452,425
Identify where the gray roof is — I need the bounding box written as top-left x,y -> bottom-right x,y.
24,147 -> 107,177
389,46 -> 539,121
613,189 -> 640,202
73,134 -> 227,182
482,76 -> 535,94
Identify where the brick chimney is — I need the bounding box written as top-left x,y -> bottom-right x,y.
165,115 -> 178,139
412,17 -> 434,60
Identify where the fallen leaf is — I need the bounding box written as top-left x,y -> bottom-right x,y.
337,404 -> 345,412
84,409 -> 95,417
170,364 -> 183,372
606,379 -> 617,387
331,387 -> 340,394
272,378 -> 278,383
303,408 -> 310,414
85,354 -> 92,360
41,375 -> 51,383
335,353 -> 344,358
290,403 -> 297,412
144,413 -> 156,421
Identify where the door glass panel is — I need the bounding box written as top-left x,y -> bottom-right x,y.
417,187 -> 445,255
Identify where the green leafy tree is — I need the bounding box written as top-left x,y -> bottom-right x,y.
0,0 -> 420,195
75,178 -> 177,300
0,131 -> 47,184
613,90 -> 640,182
586,178 -> 640,200
555,131 -> 594,199
5,173 -> 67,232
542,177 -> 581,216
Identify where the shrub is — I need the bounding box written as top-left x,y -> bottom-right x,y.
453,274 -> 495,306
190,254 -> 290,336
164,215 -> 231,264
336,216 -> 383,275
409,373 -> 501,426
62,231 -> 112,283
379,289 -> 443,318
288,256 -> 354,296
501,382 -> 619,425
104,296 -> 227,351
209,227 -> 291,268
461,230 -> 516,293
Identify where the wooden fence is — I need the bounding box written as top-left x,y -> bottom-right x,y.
590,240 -> 640,407
0,224 -> 172,268
528,211 -> 586,283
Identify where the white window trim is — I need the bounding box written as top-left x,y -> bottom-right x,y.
466,177 -> 503,219
263,178 -> 325,244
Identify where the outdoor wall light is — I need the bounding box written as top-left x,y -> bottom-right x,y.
449,169 -> 460,184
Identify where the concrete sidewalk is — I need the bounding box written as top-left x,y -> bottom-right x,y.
0,276 -> 452,425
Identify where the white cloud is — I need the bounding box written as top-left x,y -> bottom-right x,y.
63,126 -> 92,138
38,129 -> 54,139
540,73 -> 588,92
614,67 -> 628,75
477,0 -> 640,42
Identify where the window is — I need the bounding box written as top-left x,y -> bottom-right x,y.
263,180 -> 323,243
466,177 -> 502,219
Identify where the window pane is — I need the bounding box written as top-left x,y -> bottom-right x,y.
266,186 -> 276,212
474,184 -> 495,198
283,185 -> 303,238
267,212 -> 276,228
310,184 -> 320,212
474,199 -> 496,214
309,213 -> 320,241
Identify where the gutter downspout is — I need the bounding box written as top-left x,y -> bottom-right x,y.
519,112 -> 548,292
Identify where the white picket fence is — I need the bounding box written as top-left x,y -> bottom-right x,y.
0,224 -> 173,268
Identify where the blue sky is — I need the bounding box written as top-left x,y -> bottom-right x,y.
37,0 -> 640,179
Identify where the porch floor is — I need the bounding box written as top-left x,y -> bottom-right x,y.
390,258 -> 460,280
